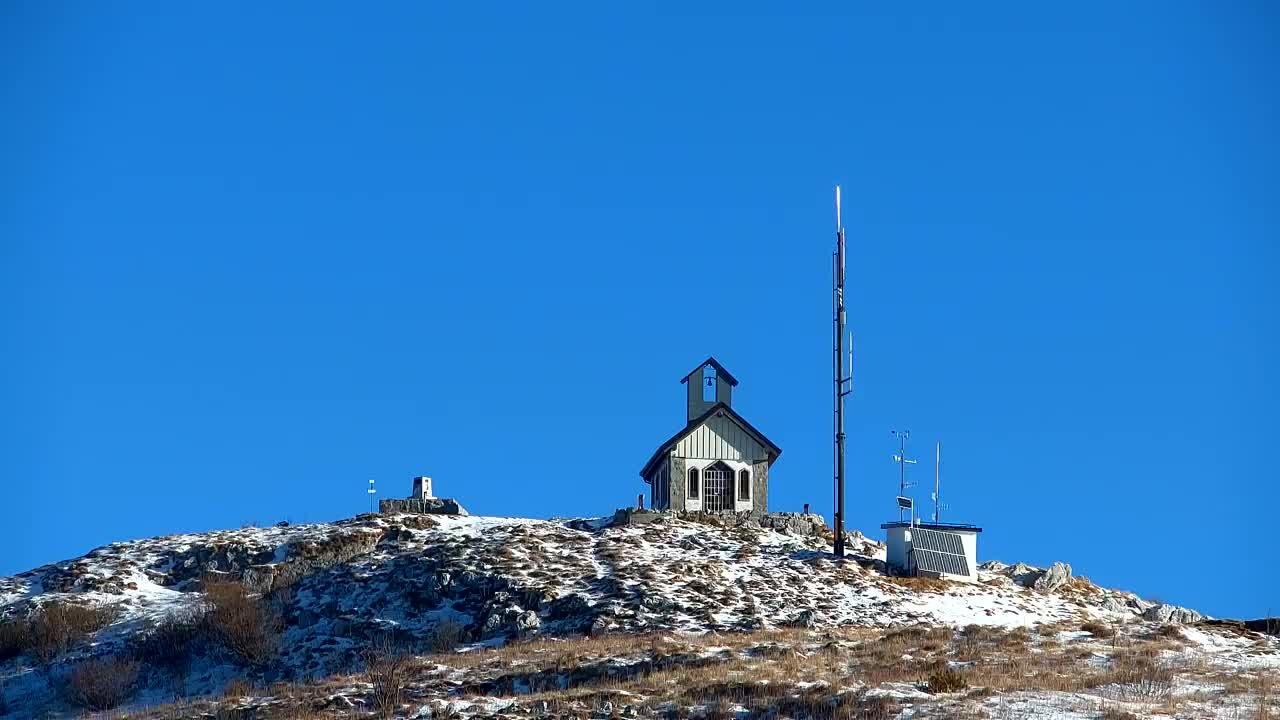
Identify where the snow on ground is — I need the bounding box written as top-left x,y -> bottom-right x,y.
2,512 -> 1276,719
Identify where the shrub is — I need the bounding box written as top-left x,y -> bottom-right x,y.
0,618 -> 28,662
222,676 -> 256,699
28,602 -> 120,668
62,656 -> 140,711
202,576 -> 282,667
137,607 -> 206,675
364,637 -> 411,719
927,668 -> 968,694
1101,707 -> 1139,720
428,619 -> 466,654
1154,624 -> 1183,640
1081,620 -> 1115,639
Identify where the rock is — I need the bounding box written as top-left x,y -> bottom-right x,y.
785,609 -> 817,628
759,513 -> 827,537
1033,562 -> 1073,593
978,560 -> 1008,573
589,615 -> 611,636
1100,595 -> 1131,614
1005,563 -> 1043,588
1142,604 -> 1203,624
548,593 -> 591,620
515,610 -> 541,635
481,613 -> 504,635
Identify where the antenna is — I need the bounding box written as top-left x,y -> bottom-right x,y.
368,478 -> 376,514
930,441 -> 950,523
891,430 -> 916,522
832,185 -> 851,557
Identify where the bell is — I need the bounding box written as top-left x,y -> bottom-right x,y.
706,377 -> 714,387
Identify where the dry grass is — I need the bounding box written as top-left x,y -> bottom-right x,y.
928,668 -> 968,693
62,656 -> 141,711
1081,620 -> 1115,639
27,601 -> 121,668
881,575 -> 950,593
107,620 -> 1272,720
203,576 -> 283,667
136,606 -> 206,675
222,677 -> 256,699
364,636 -> 411,719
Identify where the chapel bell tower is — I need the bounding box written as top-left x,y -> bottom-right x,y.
680,356 -> 738,422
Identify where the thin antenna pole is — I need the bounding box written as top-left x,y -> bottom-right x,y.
892,430 -> 915,522
833,186 -> 847,558
935,442 -> 940,524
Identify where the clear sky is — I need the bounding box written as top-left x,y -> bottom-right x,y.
3,3 -> 1276,619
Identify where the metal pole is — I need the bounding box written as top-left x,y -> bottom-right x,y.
833,186 -> 847,558
934,441 -> 940,524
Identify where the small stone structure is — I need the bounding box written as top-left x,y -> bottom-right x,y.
379,476 -> 467,515
412,476 -> 433,500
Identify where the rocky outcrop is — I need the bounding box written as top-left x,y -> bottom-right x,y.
379,497 -> 468,515
999,561 -> 1073,593
1143,603 -> 1204,624
1033,563 -> 1073,593
758,512 -> 828,537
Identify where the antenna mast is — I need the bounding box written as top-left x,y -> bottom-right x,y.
833,186 -> 851,557
891,430 -> 916,522
934,442 -> 940,524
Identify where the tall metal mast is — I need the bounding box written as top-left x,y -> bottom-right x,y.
833,187 -> 850,557
934,442 -> 940,524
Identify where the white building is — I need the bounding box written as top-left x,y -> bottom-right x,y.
639,357 -> 782,515
882,521 -> 983,583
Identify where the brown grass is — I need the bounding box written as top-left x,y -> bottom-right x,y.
203,576 -> 283,667
27,601 -> 120,668
364,636 -> 411,719
136,607 -> 206,675
0,618 -> 26,662
62,656 -> 141,711
222,676 -> 256,699
928,668 -> 968,693
881,575 -> 950,593
104,620 -> 1249,720
1081,620 -> 1115,639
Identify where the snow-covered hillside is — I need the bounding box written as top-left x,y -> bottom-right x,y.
1,513 -> 1275,719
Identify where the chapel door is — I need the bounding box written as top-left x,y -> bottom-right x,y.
703,463 -> 731,512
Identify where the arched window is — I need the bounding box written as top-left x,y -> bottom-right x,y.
738,469 -> 751,500
688,467 -> 700,498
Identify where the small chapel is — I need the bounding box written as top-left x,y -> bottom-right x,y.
639,357 -> 782,515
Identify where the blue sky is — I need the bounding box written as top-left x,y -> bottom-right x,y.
2,3 -> 1276,619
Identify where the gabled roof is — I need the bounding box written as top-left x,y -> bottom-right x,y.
678,356 -> 739,387
639,402 -> 782,480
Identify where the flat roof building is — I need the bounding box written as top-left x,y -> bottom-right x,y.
881,521 -> 983,583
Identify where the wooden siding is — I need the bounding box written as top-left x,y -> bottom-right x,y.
674,412 -> 766,462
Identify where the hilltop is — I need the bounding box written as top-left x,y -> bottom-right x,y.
1,512 -> 1276,719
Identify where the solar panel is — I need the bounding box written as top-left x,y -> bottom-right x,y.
913,547 -> 970,576
909,527 -> 969,576
911,527 -> 965,555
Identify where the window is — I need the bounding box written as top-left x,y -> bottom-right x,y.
738,469 -> 751,501
688,467 -> 700,498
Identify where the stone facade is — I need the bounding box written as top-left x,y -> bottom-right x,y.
669,457 -> 687,512
751,460 -> 769,515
